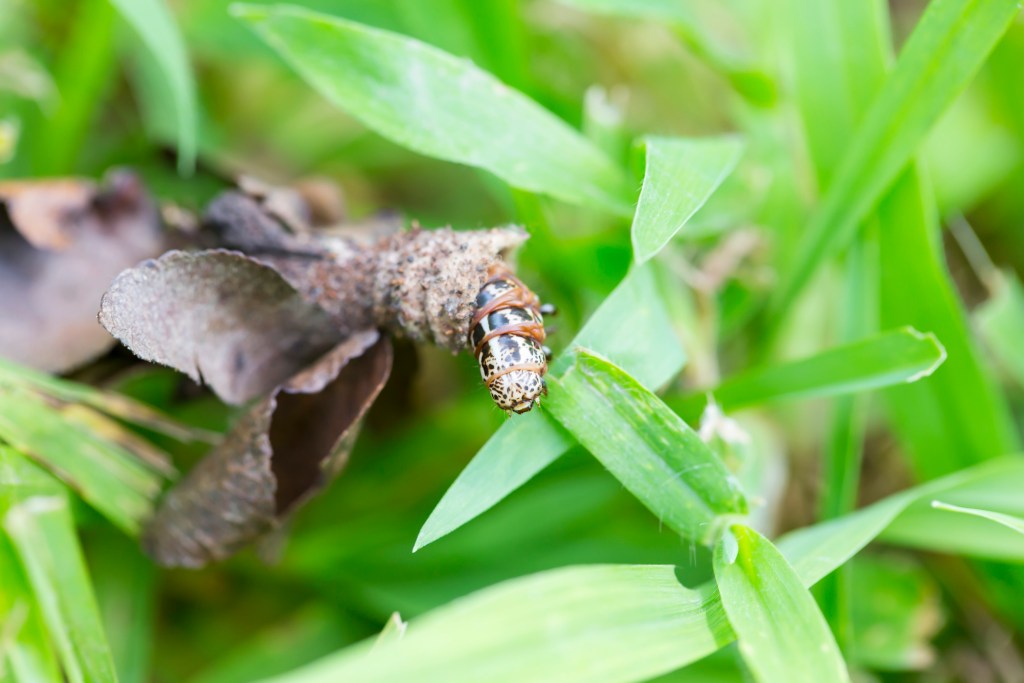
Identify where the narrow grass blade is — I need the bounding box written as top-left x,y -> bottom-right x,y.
232,4 -> 632,214
0,383 -> 164,534
714,525 -> 850,683
0,447 -> 62,683
779,457 -> 1024,583
108,0 -> 197,173
0,357 -> 213,443
712,327 -> 943,411
546,350 -> 746,543
877,169 -> 1017,478
783,0 -> 889,187
0,538 -> 63,683
90,534 -> 155,683
24,0 -> 116,175
772,0 -> 1021,316
415,263 -> 685,550
631,135 -> 743,263
3,450 -> 118,683
929,501 -> 1024,537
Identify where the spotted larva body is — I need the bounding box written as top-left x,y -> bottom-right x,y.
469,268 -> 551,414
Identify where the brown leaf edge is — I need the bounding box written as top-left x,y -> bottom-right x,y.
142,329 -> 392,568
99,249 -> 344,406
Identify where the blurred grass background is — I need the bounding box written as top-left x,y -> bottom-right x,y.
3,0 -> 1024,681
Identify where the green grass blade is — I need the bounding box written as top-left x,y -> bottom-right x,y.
784,0 -> 889,187
0,384 -> 163,534
779,457 -> 1024,583
929,500 -> 1024,536
0,448 -> 62,683
25,0 -> 116,175
250,460 -> 1024,683
108,0 -> 197,173
0,357 -> 211,443
714,525 -> 850,683
772,0 -> 1021,316
415,263 -> 685,550
254,565 -> 735,683
3,450 -> 118,683
90,536 -> 155,683
413,410 -> 572,552
0,538 -> 63,683
631,135 -> 743,263
710,327 -> 943,411
876,169 -> 1017,478
546,350 -> 746,543
232,3 -> 632,214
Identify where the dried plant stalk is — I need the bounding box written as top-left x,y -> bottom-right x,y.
204,191 -> 527,352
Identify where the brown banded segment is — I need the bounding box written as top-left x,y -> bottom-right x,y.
468,266 -> 550,412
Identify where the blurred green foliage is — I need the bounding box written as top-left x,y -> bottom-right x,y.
3,0 -> 1024,681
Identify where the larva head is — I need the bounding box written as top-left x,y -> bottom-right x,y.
487,369 -> 546,414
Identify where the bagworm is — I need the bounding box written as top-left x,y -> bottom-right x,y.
469,266 -> 553,414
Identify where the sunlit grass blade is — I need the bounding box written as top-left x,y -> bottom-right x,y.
415,263 -> 685,550
109,0 -> 197,173
253,459 -> 1024,683
779,457 -> 1024,584
669,327 -> 944,418
3,451 -> 118,683
0,357 -> 213,443
546,350 -> 746,543
0,539 -> 62,683
714,525 -> 850,683
771,0 -> 1021,317
631,135 -> 743,263
232,3 -> 633,214
929,500 -> 1024,536
0,447 -> 62,683
253,565 -> 735,683
0,383 -> 164,534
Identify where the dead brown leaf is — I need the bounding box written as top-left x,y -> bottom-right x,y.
99,249 -> 345,405
0,171 -> 166,372
142,330 -> 392,567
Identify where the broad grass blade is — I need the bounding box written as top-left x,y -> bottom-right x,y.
233,4 -> 633,214
714,525 -> 850,683
547,350 -> 746,543
631,135 -> 743,263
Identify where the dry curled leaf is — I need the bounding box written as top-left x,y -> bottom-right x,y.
143,330 -> 392,567
0,171 -> 166,372
99,249 -> 345,405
